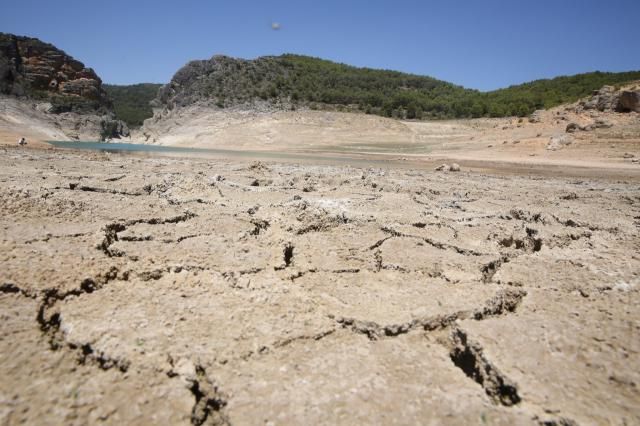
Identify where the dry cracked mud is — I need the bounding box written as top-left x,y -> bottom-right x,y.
1,147 -> 639,425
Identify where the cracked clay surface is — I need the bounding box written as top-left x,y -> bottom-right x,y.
1,147 -> 639,425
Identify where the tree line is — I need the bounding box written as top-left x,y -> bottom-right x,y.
106,55 -> 640,126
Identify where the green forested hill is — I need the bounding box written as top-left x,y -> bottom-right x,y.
108,55 -> 640,123
275,55 -> 472,119
478,71 -> 640,117
156,54 -> 474,119
103,83 -> 162,127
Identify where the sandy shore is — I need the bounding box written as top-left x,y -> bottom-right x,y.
1,145 -> 638,424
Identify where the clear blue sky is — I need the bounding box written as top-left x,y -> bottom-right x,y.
2,0 -> 639,91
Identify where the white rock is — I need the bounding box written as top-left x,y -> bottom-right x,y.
546,134 -> 574,151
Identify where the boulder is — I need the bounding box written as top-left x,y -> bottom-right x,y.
594,119 -> 613,129
547,134 -> 573,151
566,123 -> 580,133
435,164 -> 450,172
581,85 -> 618,112
618,91 -> 640,112
595,86 -> 618,111
566,120 -> 611,133
100,116 -> 130,140
581,85 -> 640,114
35,102 -> 54,113
449,163 -> 461,172
528,110 -> 544,123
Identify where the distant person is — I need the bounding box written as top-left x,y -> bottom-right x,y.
18,137 -> 26,146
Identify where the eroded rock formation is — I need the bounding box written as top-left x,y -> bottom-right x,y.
0,32 -> 129,139
579,84 -> 640,113
0,32 -> 112,112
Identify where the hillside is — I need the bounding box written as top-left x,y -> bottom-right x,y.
150,54 -> 640,120
104,83 -> 161,127
482,71 -> 640,116
156,54 -> 473,119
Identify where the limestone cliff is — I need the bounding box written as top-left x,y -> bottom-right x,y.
0,32 -> 112,113
0,33 -> 129,140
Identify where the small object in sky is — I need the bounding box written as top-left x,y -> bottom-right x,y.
271,22 -> 281,30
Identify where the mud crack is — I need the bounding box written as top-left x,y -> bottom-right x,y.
70,342 -> 130,372
379,225 -> 485,256
283,243 -> 294,267
275,242 -> 295,270
295,211 -> 349,235
36,266 -> 127,371
0,282 -> 36,298
498,227 -> 543,253
249,218 -> 270,236
449,327 -> 521,406
96,211 -> 197,256
188,365 -> 230,426
273,329 -> 336,349
286,267 -> 360,282
338,289 -> 526,340
374,249 -> 383,272
536,417 -> 579,426
103,174 -> 126,182
481,255 -> 511,283
66,183 -> 144,196
237,329 -> 337,362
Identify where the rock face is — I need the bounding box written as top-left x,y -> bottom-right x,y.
580,85 -> 640,113
0,32 -> 112,113
0,32 -> 129,140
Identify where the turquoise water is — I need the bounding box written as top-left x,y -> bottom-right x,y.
49,141 -> 255,155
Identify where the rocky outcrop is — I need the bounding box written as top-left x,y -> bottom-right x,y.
100,116 -> 130,139
155,55 -> 290,111
580,86 -> 618,111
0,32 -> 111,113
579,84 -> 640,113
565,119 -> 613,133
0,33 -> 129,140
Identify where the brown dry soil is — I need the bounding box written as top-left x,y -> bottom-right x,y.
1,146 -> 639,425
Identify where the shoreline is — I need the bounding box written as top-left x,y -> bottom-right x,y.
4,140 -> 639,181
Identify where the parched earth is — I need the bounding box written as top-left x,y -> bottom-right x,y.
0,147 -> 639,425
